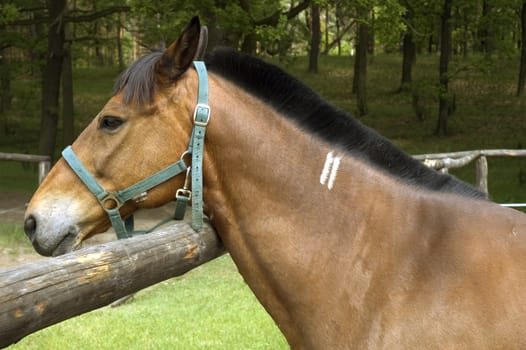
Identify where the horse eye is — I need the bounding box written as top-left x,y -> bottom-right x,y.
99,116 -> 125,131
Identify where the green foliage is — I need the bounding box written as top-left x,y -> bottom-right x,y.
215,3 -> 251,34
0,4 -> 20,25
256,15 -> 309,58
375,0 -> 407,51
128,0 -> 198,47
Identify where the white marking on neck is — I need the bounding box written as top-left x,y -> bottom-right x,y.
320,151 -> 334,186
320,151 -> 342,190
328,155 -> 341,190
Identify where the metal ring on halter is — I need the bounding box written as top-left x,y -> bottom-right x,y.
180,150 -> 192,167
99,193 -> 123,211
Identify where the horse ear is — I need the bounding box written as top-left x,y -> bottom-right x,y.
157,16 -> 201,81
193,26 -> 208,61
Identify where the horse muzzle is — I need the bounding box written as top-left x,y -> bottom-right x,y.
23,196 -> 85,257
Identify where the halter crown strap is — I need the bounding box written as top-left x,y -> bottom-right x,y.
61,60 -> 211,238
189,61 -> 210,231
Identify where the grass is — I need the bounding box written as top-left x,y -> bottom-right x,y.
0,222 -> 31,247
9,255 -> 288,350
1,53 -> 525,347
0,222 -> 33,256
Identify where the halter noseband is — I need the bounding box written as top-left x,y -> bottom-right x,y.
61,61 -> 210,239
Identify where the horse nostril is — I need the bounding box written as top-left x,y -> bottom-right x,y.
24,215 -> 37,240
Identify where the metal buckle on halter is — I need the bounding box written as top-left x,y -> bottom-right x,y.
175,167 -> 192,201
193,103 -> 211,127
176,188 -> 192,201
99,193 -> 124,211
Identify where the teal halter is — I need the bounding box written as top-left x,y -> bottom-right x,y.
61,61 -> 210,239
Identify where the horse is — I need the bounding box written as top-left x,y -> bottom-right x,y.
24,17 -> 526,349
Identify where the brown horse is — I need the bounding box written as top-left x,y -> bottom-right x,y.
24,17 -> 526,349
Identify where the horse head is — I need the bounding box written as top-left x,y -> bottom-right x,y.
24,17 -> 207,256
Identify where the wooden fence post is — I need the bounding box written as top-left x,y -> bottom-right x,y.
475,155 -> 488,195
38,160 -> 51,183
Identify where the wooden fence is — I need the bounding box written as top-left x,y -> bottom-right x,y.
0,152 -> 51,184
414,149 -> 526,207
0,219 -> 224,348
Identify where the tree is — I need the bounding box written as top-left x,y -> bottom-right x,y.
4,1 -> 131,160
436,0 -> 453,136
38,0 -> 66,161
62,41 -> 74,147
309,2 -> 321,73
478,0 -> 496,54
399,2 -> 416,91
517,0 -> 526,96
352,3 -> 371,117
0,3 -> 25,134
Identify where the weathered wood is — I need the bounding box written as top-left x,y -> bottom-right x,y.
422,152 -> 480,170
475,156 -> 489,194
414,149 -> 526,160
0,220 -> 224,348
415,149 -> 526,206
38,161 -> 50,183
0,152 -> 50,163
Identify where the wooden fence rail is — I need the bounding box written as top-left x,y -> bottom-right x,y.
0,152 -> 51,184
414,149 -> 526,205
0,220 -> 224,348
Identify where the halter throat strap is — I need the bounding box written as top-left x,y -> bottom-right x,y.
61,61 -> 210,238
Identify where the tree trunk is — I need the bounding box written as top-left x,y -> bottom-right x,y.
324,6 -> 329,54
0,220 -> 224,348
479,0 -> 495,54
400,30 -> 416,91
517,1 -> 526,96
352,9 -> 369,116
428,34 -> 434,54
309,3 -> 321,73
39,0 -> 66,161
0,49 -> 11,134
336,3 -> 342,56
117,16 -> 124,69
436,0 -> 452,136
0,50 -> 11,114
62,41 -> 74,147
461,7 -> 469,58
368,9 -> 375,57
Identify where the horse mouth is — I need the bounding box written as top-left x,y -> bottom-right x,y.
43,225 -> 82,257
51,232 -> 78,256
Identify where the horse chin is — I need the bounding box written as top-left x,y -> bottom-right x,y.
51,231 -> 79,257
29,224 -> 81,257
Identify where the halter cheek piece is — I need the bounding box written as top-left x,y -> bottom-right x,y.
61,61 -> 210,239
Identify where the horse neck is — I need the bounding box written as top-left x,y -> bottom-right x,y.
202,74 -> 423,345
203,73 -> 410,234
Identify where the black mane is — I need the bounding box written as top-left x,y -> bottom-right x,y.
113,47 -> 484,199
205,48 -> 485,199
